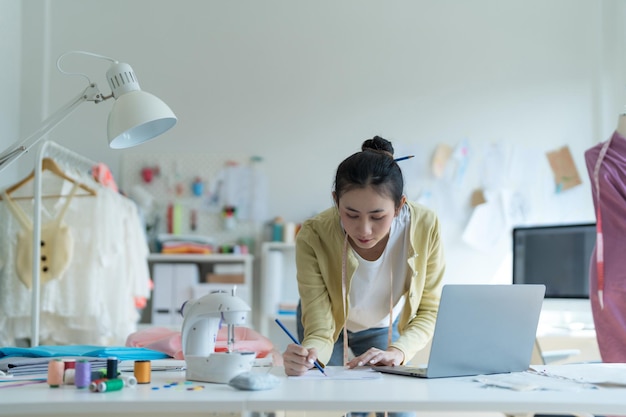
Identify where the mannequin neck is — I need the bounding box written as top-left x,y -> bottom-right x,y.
617,114 -> 626,137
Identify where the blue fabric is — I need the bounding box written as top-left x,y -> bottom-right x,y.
0,345 -> 169,360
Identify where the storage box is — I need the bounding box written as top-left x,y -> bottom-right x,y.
213,263 -> 246,274
205,273 -> 245,284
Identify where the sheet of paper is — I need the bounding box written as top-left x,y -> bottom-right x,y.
118,359 -> 186,373
431,144 -> 453,178
474,371 -> 595,392
476,364 -> 626,392
479,141 -> 512,190
461,193 -> 505,252
530,363 -> 626,387
290,367 -> 382,380
546,145 -> 582,193
0,379 -> 47,389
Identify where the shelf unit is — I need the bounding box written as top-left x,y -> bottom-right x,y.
259,242 -> 300,350
143,253 -> 254,327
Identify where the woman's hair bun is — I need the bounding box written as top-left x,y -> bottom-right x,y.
361,135 -> 394,156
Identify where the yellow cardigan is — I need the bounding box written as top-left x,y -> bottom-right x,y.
295,201 -> 445,364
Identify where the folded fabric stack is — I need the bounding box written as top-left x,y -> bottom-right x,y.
157,234 -> 215,254
0,356 -> 107,376
0,345 -> 169,376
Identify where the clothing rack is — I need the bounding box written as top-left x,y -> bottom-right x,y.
29,140 -> 98,346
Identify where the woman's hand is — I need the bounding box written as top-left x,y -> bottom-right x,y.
347,346 -> 405,368
282,344 -> 321,376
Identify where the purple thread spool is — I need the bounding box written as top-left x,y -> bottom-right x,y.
75,360 -> 91,389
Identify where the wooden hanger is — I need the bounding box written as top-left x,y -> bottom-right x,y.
0,157 -> 97,200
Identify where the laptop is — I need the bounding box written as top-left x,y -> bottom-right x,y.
376,284 -> 545,378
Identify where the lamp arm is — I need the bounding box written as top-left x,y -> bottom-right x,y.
0,83 -> 107,173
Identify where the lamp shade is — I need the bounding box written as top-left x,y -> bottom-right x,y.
108,90 -> 177,149
105,61 -> 176,149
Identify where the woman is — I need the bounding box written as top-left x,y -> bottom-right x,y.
283,136 -> 445,376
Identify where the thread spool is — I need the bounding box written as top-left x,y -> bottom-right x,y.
91,369 -> 107,381
106,357 -> 118,379
133,360 -> 151,384
122,375 -> 137,388
63,358 -> 76,370
272,218 -> 284,242
47,359 -> 64,387
89,378 -> 107,392
96,378 -> 124,393
75,360 -> 91,389
283,222 -> 296,243
64,368 -> 76,385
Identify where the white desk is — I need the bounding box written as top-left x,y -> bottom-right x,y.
1,366 -> 625,417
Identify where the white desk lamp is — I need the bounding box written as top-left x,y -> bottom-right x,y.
0,51 -> 177,346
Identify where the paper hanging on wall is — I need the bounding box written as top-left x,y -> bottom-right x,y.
470,188 -> 486,207
545,146 -> 582,193
431,144 -> 453,178
452,139 -> 470,185
462,194 -> 506,253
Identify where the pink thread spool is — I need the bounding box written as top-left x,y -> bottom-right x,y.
47,359 -> 64,388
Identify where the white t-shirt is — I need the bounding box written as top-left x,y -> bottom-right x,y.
346,204 -> 410,332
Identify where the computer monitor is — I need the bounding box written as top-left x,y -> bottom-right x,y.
512,223 -> 596,299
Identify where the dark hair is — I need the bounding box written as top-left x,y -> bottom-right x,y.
333,136 -> 404,208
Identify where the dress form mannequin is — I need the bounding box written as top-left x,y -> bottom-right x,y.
617,113 -> 626,137
585,115 -> 626,362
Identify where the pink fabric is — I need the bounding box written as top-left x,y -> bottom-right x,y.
125,326 -> 275,360
585,131 -> 626,363
91,162 -> 119,192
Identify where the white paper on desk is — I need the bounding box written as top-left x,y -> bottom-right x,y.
474,371 -> 595,392
531,363 -> 626,387
291,367 -> 382,380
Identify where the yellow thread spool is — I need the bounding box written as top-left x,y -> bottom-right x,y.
133,360 -> 151,384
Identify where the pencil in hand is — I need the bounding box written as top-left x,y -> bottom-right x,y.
275,318 -> 327,376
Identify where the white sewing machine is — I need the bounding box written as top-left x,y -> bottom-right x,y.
181,289 -> 256,383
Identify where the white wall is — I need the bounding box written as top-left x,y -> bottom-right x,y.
4,0 -> 626,284
0,0 -> 22,185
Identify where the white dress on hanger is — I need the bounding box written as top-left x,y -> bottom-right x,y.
0,172 -> 150,346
